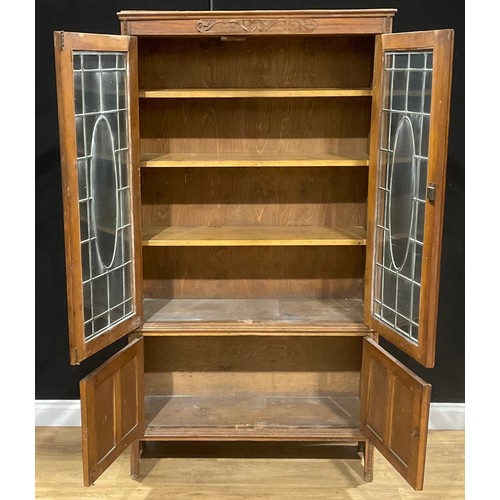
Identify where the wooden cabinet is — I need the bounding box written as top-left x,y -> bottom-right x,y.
53,9 -> 453,491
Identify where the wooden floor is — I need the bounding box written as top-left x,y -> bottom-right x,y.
35,427 -> 464,499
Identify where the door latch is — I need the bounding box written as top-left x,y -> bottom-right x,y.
426,183 -> 436,203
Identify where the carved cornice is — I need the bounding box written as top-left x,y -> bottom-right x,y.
196,18 -> 318,34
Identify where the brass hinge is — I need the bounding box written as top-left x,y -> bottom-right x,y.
59,31 -> 65,51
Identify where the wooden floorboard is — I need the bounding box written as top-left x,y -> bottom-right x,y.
35,427 -> 464,499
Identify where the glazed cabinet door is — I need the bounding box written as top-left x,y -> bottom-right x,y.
365,30 -> 454,367
54,32 -> 142,364
360,338 -> 431,491
80,338 -> 144,486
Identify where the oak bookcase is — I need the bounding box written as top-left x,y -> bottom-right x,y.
53,9 -> 454,491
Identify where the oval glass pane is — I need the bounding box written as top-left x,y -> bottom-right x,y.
90,117 -> 118,269
389,116 -> 415,270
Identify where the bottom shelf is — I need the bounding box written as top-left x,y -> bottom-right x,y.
144,394 -> 362,441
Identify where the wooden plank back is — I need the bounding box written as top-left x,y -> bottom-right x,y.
137,36 -> 375,89
143,246 -> 365,299
144,336 -> 362,396
139,97 -> 371,157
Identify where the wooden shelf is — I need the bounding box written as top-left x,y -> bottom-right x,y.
140,153 -> 369,168
142,226 -> 366,247
140,297 -> 368,335
139,88 -> 373,99
143,394 -> 363,441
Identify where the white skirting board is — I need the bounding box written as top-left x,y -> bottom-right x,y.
35,400 -> 465,430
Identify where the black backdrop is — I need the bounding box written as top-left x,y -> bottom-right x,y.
35,0 -> 464,402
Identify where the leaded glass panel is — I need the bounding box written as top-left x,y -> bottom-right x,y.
372,50 -> 433,344
73,51 -> 134,341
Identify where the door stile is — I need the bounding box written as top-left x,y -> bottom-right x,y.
80,373 -> 95,487
113,366 -> 123,451
127,35 -> 143,326
417,30 -> 454,364
365,34 -> 385,337
54,31 -> 85,363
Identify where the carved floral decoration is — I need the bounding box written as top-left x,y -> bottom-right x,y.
196,18 -> 318,33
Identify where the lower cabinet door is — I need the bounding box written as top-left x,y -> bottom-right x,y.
360,337 -> 431,491
80,337 -> 144,486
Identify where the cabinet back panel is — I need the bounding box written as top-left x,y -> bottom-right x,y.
142,167 -> 367,227
142,246 -> 365,299
144,336 -> 362,396
138,36 -> 375,89
139,97 -> 371,156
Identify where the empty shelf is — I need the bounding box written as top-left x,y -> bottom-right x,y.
139,88 -> 373,98
141,298 -> 368,335
142,225 -> 367,247
140,153 -> 369,168
144,394 -> 362,441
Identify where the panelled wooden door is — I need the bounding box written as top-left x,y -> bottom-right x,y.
80,338 -> 144,486
365,30 -> 454,368
54,32 -> 143,364
360,338 -> 431,491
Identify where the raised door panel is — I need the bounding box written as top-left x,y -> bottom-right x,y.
360,338 -> 431,491
365,30 -> 454,367
80,338 -> 144,486
54,32 -> 142,364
